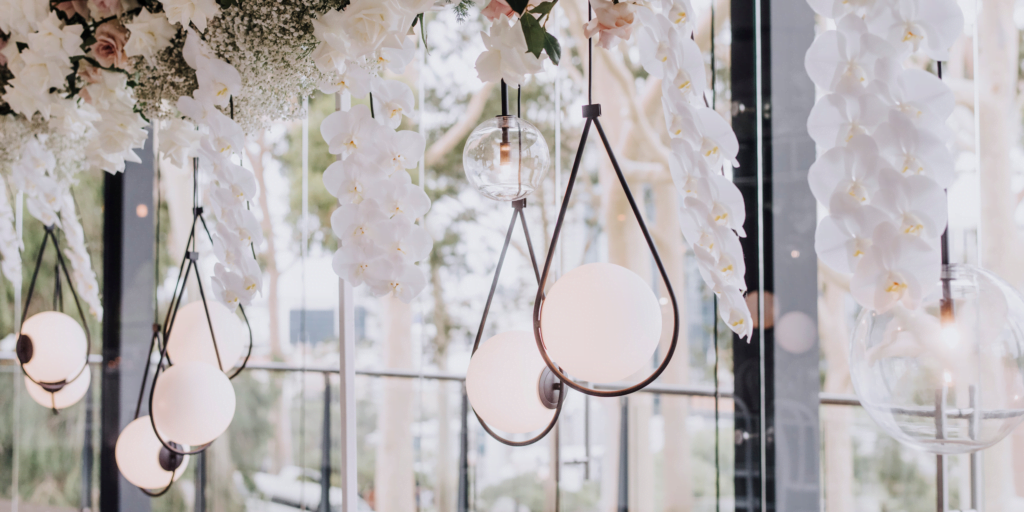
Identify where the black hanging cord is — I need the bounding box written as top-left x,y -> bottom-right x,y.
935,61 -> 954,322
470,199 -> 565,447
17,225 -> 94,398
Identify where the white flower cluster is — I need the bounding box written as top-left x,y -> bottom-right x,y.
1,7 -> 147,176
635,0 -> 752,339
176,29 -> 262,309
10,136 -> 102,319
312,0 -> 434,303
59,192 -> 102,318
805,0 -> 962,312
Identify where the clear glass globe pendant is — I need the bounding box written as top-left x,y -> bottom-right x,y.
16,225 -> 93,411
463,83 -> 550,201
850,263 -> 1024,454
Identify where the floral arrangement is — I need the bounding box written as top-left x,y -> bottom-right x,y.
474,0 -> 562,86
805,0 -> 962,312
632,0 -> 752,339
313,0 -> 434,303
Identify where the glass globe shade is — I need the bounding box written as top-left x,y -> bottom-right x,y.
167,301 -> 245,372
540,262 -> 663,383
20,311 -> 88,383
850,264 -> 1024,455
116,416 -> 190,490
467,331 -> 557,434
152,361 -> 236,446
24,368 -> 90,410
463,115 -> 550,201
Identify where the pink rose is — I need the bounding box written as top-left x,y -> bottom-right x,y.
583,0 -> 636,49
57,0 -> 90,20
88,0 -> 125,19
89,21 -> 129,69
481,0 -> 515,21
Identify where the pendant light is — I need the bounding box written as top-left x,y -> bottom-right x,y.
16,225 -> 93,411
464,81 -> 563,446
530,13 -> 680,397
116,156 -> 254,495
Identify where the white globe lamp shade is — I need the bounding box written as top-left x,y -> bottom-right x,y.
167,301 -> 245,372
116,416 -> 190,490
19,311 -> 88,383
152,361 -> 236,446
466,331 -> 557,434
24,368 -> 90,410
540,263 -> 662,383
463,116 -> 551,201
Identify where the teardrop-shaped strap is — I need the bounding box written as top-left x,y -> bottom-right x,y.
532,104 -> 681,398
469,199 -> 565,447
18,226 -> 94,392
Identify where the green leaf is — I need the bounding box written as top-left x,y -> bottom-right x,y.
217,0 -> 236,8
507,0 -> 530,15
520,14 -> 546,59
543,31 -> 561,65
529,1 -> 558,15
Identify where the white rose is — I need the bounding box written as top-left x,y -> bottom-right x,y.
338,0 -> 403,56
162,0 -> 220,32
125,9 -> 177,63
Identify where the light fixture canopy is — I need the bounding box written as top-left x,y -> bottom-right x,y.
24,367 -> 91,410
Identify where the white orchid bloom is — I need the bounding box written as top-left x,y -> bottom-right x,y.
212,161 -> 258,202
661,94 -> 700,140
693,229 -> 747,293
311,44 -> 350,76
331,199 -> 389,249
872,170 -> 947,238
159,118 -> 202,168
380,130 -> 426,175
869,68 -> 955,125
807,134 -> 886,206
815,192 -> 889,274
678,196 -> 734,261
368,263 -> 427,303
176,95 -> 218,125
705,173 -> 747,237
162,0 -> 221,33
661,37 -> 707,103
379,35 -> 418,74
872,111 -> 954,188
312,9 -> 352,60
655,0 -> 696,33
203,111 -> 246,156
692,107 -> 740,169
668,139 -> 712,198
475,14 -> 545,88
371,221 -> 433,266
366,177 -> 431,222
212,263 -> 252,308
719,288 -> 753,340
318,61 -> 373,98
867,0 -> 964,60
48,97 -> 100,137
370,78 -> 415,129
321,104 -> 383,158
182,27 -> 216,69
806,92 -> 887,150
804,15 -> 894,94
219,208 -> 264,247
637,11 -> 686,78
28,13 -> 84,61
850,222 -> 940,312
332,244 -> 388,287
196,58 -> 242,108
125,9 -> 177,63
322,159 -> 385,204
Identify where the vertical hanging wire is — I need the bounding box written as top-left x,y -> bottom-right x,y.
752,0 -> 769,508
709,1 -> 721,509
12,190 -> 21,512
299,94 -> 311,512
